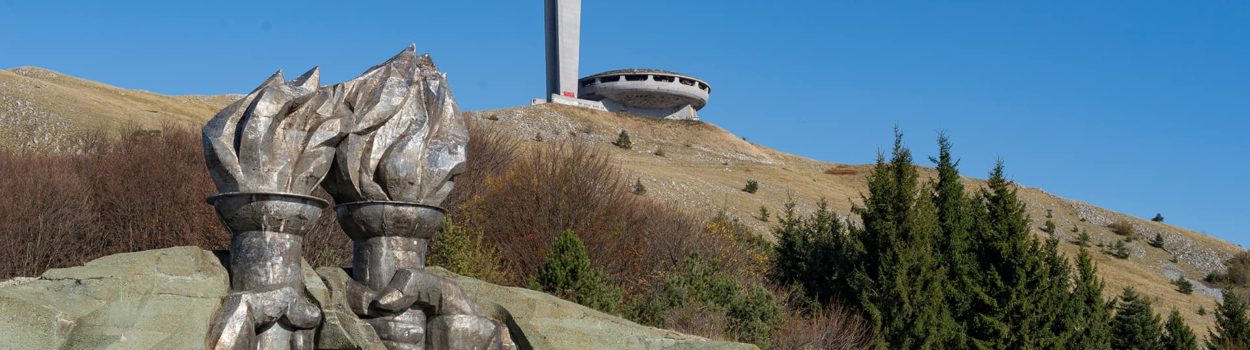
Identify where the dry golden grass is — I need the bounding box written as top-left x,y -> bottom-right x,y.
0,67 -> 235,150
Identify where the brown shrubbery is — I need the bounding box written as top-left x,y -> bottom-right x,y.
0,121 -> 871,347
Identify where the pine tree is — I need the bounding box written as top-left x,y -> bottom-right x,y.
1173,277 -> 1193,295
1152,213 -> 1165,222
613,130 -> 632,149
529,229 -> 622,314
965,161 -> 1069,348
930,134 -> 978,347
1078,229 -> 1093,247
1066,248 -> 1113,349
1208,290 -> 1250,349
846,129 -> 956,348
1042,219 -> 1058,234
1162,309 -> 1198,350
1111,287 -> 1164,350
1150,234 -> 1166,249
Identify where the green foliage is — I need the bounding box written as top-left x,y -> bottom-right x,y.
429,217 -> 506,284
931,134 -> 979,347
1150,234 -> 1166,249
1077,229 -> 1093,247
1208,290 -> 1250,349
630,253 -> 782,348
1042,219 -> 1057,234
1109,240 -> 1131,259
529,229 -> 622,314
1111,287 -> 1164,350
1173,277 -> 1193,295
771,199 -> 847,304
962,161 -> 1075,349
1152,213 -> 1165,223
613,130 -> 632,149
845,129 -> 957,348
1162,309 -> 1198,350
742,180 -> 759,194
727,284 -> 783,348
1066,248 -> 1113,349
756,206 -> 770,222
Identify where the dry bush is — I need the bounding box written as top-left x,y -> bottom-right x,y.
664,302 -> 728,340
824,168 -> 859,176
772,304 -> 873,350
446,122 -> 724,293
1108,219 -> 1136,237
0,127 -> 349,278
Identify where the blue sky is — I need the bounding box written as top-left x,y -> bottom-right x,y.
2,1 -> 1247,247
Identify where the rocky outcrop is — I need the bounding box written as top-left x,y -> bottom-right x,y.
0,247 -> 756,350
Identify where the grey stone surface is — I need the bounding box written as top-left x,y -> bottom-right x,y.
0,247 -> 228,349
0,248 -> 753,349
426,267 -> 758,350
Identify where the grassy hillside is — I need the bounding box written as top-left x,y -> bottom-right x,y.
468,104 -> 1242,334
0,67 -> 236,152
1,67 -> 1239,334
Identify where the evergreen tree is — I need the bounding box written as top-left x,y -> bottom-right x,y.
1111,287 -> 1164,350
1150,234 -> 1166,249
613,130 -> 632,149
1208,290 -> 1250,349
1042,219 -> 1057,234
930,134 -> 978,347
1153,213 -> 1165,222
529,229 -> 622,313
771,199 -> 848,303
846,129 -> 956,348
1173,277 -> 1193,295
965,161 -> 1069,349
1078,229 -> 1093,247
1162,309 -> 1198,350
1066,248 -> 1113,349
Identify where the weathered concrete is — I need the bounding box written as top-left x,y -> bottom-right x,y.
577,69 -> 710,120
545,0 -> 581,99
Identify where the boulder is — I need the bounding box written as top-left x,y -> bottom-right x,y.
0,246 -> 228,349
427,267 -> 758,350
0,247 -> 756,350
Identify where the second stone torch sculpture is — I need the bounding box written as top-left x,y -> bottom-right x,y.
202,67 -> 347,349
321,47 -> 502,349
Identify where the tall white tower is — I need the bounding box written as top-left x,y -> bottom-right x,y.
545,0 -> 581,100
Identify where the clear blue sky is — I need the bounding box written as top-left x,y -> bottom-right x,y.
3,1 -> 1247,247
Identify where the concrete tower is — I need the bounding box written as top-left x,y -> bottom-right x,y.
545,0 -> 580,100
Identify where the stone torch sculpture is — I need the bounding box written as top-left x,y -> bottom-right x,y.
202,68 -> 348,349
321,47 -> 502,349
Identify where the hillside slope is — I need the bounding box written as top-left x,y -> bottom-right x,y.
469,104 -> 1242,334
1,67 -> 1239,334
0,67 -> 236,152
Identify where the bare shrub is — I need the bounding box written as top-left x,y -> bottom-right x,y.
1108,219 -> 1136,237
0,127 -> 348,278
445,122 -> 721,294
771,303 -> 873,350
824,168 -> 859,176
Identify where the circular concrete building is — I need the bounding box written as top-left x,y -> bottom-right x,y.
577,69 -> 710,119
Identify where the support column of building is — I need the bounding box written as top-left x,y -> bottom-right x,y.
545,0 -> 581,100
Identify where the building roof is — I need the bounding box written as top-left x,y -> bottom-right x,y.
581,68 -> 706,83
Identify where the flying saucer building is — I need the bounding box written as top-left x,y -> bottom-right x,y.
537,0 -> 710,120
